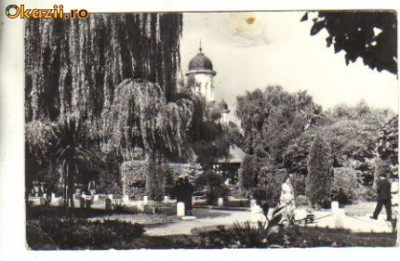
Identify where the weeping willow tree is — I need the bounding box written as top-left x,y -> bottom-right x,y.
25,13 -> 182,122
109,79 -> 194,200
25,13 -> 183,198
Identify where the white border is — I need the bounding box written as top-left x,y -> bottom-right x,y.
0,1 -> 399,261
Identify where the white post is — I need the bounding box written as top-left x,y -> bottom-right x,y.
218,197 -> 224,207
123,195 -> 130,204
143,196 -> 148,204
331,201 -> 339,214
250,199 -> 258,212
177,202 -> 185,217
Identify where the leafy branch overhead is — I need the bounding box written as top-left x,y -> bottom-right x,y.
302,11 -> 397,74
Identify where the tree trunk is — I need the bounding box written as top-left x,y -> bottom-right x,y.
146,152 -> 164,201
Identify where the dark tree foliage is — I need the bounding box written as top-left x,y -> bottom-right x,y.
376,115 -> 399,169
284,102 -> 393,186
303,11 -> 397,74
188,99 -> 230,169
25,14 -> 184,200
194,170 -> 229,204
238,144 -> 267,194
25,13 -> 183,122
236,86 -> 321,165
50,116 -> 99,208
264,168 -> 287,207
306,134 -> 333,208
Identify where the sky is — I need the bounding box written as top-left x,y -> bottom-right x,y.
180,12 -> 398,121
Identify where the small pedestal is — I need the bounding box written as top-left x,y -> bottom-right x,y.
217,197 -> 224,207
177,202 -> 185,217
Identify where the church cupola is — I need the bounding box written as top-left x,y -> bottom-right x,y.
186,43 -> 216,102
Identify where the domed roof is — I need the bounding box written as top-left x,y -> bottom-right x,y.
186,47 -> 216,75
188,52 -> 213,71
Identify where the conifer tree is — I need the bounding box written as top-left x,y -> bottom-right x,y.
306,134 -> 333,207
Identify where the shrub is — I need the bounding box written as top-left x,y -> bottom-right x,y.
292,174 -> 306,197
265,169 -> 287,207
356,185 -> 377,202
27,219 -> 145,249
197,206 -> 287,248
306,135 -> 333,208
238,154 -> 266,191
252,187 -> 267,205
331,167 -> 358,204
295,195 -> 309,207
194,171 -> 229,204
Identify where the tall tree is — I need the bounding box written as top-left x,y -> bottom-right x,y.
188,99 -> 230,169
25,13 -> 184,199
303,11 -> 397,74
306,134 -> 333,207
50,116 -> 98,209
236,86 -> 321,165
108,79 -> 194,200
25,13 -> 183,122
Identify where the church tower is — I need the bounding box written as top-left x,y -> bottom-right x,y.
219,99 -> 230,126
186,44 -> 216,102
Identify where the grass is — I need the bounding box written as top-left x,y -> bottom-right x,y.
287,226 -> 396,247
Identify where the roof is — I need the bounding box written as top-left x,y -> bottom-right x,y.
186,48 -> 216,75
219,99 -> 229,111
218,145 -> 246,163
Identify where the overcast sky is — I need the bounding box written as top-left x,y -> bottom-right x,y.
180,12 -> 398,120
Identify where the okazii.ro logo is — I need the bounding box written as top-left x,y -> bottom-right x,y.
5,4 -> 89,19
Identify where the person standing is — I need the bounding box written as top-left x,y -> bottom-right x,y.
183,176 -> 194,216
279,175 -> 296,225
370,173 -> 392,221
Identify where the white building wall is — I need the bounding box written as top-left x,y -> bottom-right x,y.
189,73 -> 215,102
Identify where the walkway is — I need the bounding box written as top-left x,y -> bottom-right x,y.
144,207 -> 394,236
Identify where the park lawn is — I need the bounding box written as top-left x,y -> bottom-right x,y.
115,227 -> 397,249
285,226 -> 396,248
27,228 -> 396,249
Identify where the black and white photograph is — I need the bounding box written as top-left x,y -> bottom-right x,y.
1,0 -> 400,255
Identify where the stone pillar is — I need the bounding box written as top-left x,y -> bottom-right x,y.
250,199 -> 258,212
218,198 -> 224,207
331,201 -> 339,214
177,202 -> 185,217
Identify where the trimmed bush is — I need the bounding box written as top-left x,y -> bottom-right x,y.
306,135 -> 333,208
265,169 -> 287,207
331,167 -> 358,204
295,195 -> 309,207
